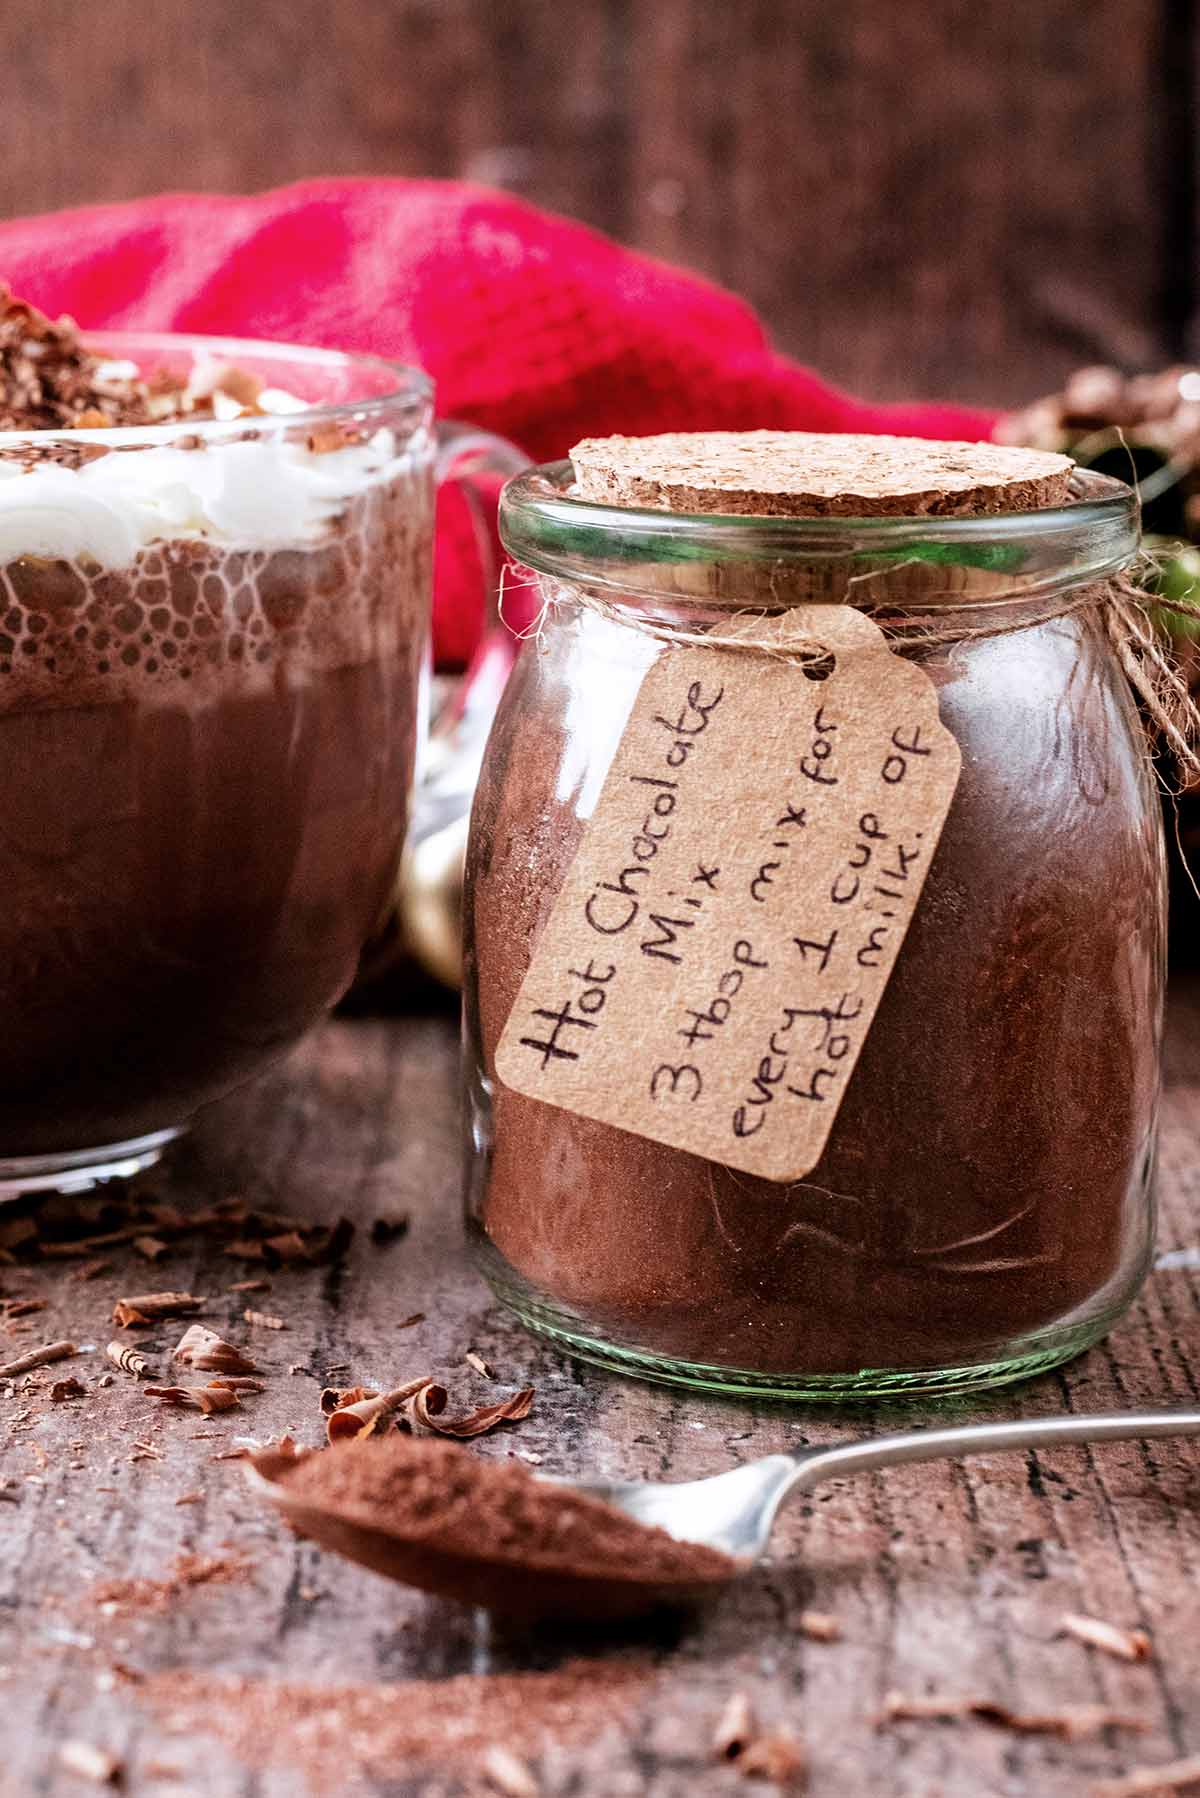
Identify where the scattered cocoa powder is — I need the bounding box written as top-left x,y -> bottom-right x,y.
138,1660 -> 652,1790
265,1436 -> 737,1619
89,1552 -> 251,1617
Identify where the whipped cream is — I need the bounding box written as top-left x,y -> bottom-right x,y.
0,426 -> 424,567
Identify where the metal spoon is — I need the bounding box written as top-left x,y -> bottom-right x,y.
565,1408 -> 1200,1565
247,1410 -> 1200,1620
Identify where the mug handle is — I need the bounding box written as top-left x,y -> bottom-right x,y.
425,418 -> 530,786
360,420 -> 529,990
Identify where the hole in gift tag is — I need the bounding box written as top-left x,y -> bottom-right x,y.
799,648 -> 835,682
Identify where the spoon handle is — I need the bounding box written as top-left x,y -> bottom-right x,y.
788,1409 -> 1200,1492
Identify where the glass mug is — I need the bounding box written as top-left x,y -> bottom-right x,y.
464,463 -> 1164,1400
0,333 -> 519,1196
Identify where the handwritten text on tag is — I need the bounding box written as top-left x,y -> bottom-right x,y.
495,606 -> 962,1182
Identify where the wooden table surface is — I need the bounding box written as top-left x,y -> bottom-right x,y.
2,975 -> 1200,1797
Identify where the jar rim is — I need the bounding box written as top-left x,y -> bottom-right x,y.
499,460 -> 1140,606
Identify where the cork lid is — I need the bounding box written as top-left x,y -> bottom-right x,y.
569,431 -> 1075,519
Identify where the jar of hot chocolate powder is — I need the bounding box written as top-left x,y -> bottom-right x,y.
463,432 -> 1164,1399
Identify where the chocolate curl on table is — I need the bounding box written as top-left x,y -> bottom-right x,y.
0,1340 -> 75,1379
1060,1612 -> 1153,1662
37,1225 -> 156,1259
403,1382 -> 535,1440
143,1382 -> 244,1415
57,1741 -> 123,1786
319,1384 -> 374,1416
711,1693 -> 806,1787
113,1291 -> 205,1328
4,1196 -> 346,1272
326,1378 -> 441,1443
106,1341 -> 152,1378
224,1217 -> 353,1267
712,1692 -> 757,1760
879,1691 -> 1148,1742
478,1746 -> 542,1798
1,1297 -> 46,1319
1095,1756 -> 1200,1797
324,1379 -> 535,1442
172,1325 -> 258,1375
0,1215 -> 36,1257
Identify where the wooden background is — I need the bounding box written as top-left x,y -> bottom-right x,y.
2,0 -> 1194,406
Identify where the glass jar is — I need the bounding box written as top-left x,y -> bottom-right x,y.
463,462 -> 1163,1400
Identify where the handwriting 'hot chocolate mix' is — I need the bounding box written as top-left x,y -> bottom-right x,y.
495,603 -> 962,1181
465,433 -> 1164,1398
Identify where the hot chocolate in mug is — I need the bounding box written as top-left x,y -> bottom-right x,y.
0,325 -> 521,1196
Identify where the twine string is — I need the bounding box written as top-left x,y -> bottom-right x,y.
500,558 -> 1200,787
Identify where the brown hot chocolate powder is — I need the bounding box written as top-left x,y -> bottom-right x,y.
88,1552 -> 251,1617
274,1436 -> 736,1617
141,1658 -> 652,1791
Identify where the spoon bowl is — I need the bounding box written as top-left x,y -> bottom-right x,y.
246,1448 -> 742,1621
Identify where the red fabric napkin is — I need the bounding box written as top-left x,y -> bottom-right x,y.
0,177 -> 997,665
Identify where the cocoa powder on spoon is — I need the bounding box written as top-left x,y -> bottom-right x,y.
251,1436 -> 737,1621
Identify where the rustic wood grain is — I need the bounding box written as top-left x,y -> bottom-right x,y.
0,981 -> 1198,1795
0,0 -> 1186,403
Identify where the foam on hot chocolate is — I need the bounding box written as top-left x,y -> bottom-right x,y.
0,456 -> 431,706
0,426 -> 422,564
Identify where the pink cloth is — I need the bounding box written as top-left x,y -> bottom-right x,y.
0,178 -> 997,664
